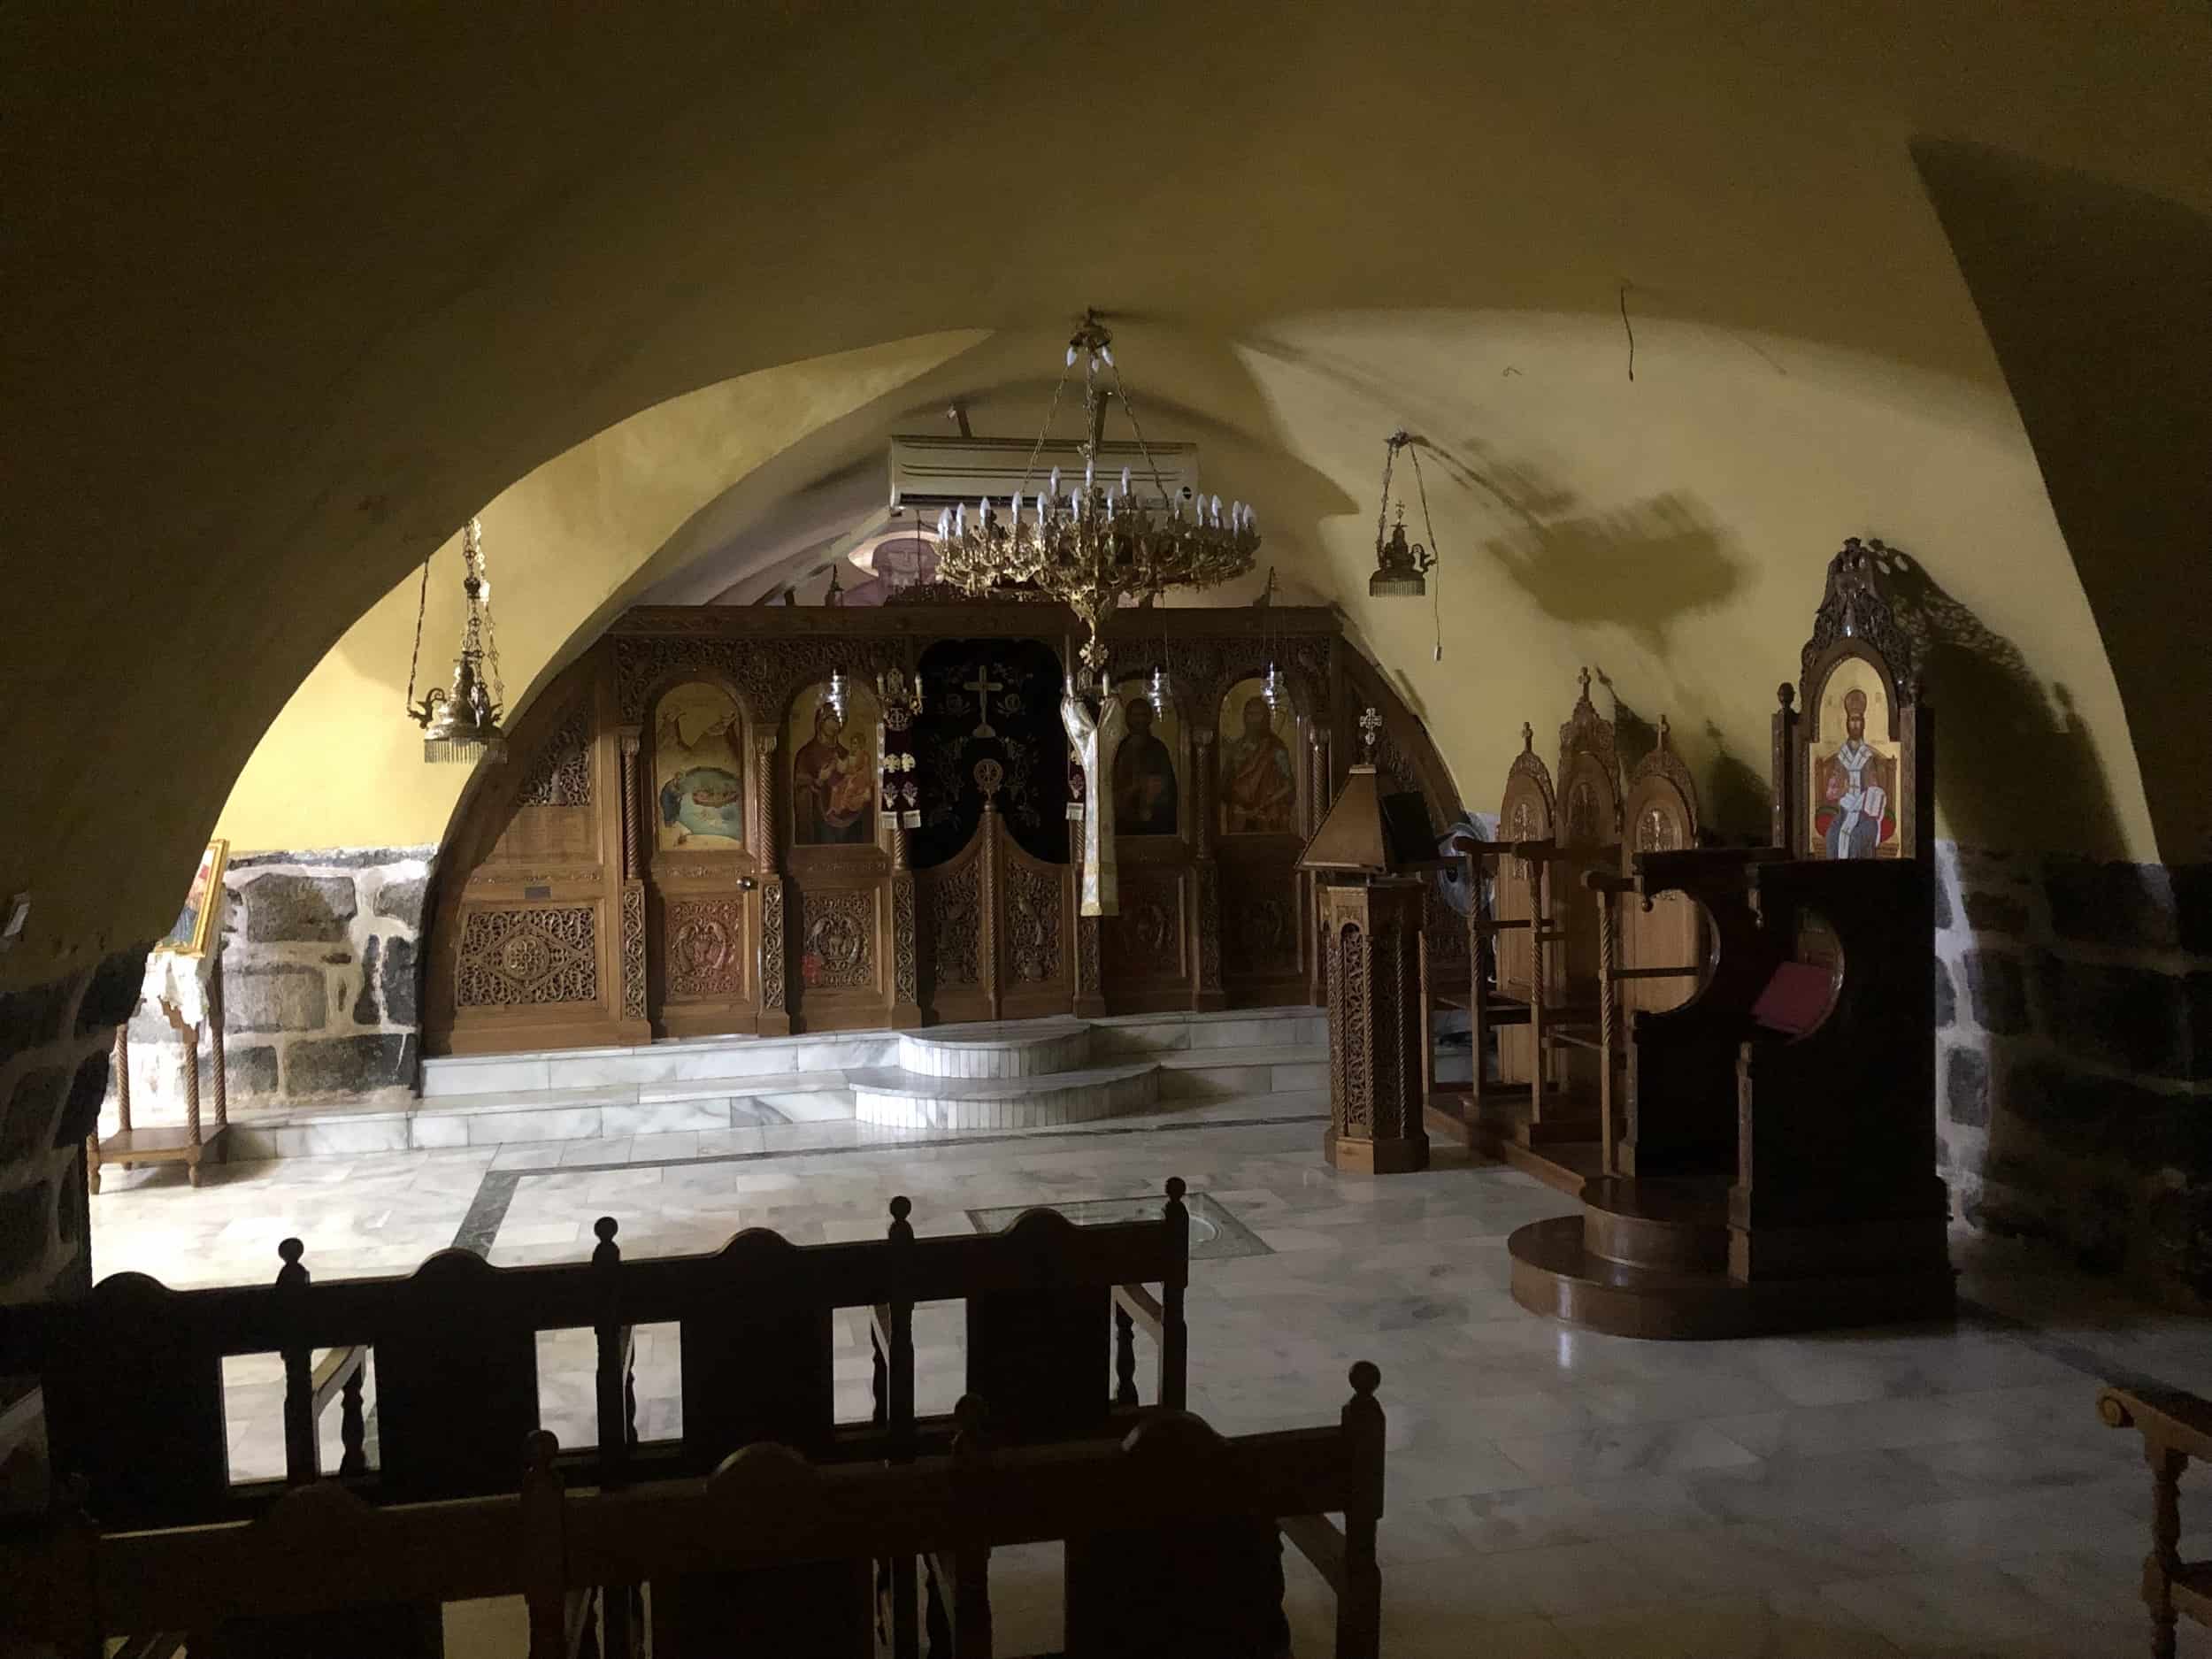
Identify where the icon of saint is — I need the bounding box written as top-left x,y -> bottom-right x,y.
1815,687 -> 1894,858
1112,698 -> 1179,834
656,695 -> 746,846
1220,695 -> 1295,834
793,701 -> 874,844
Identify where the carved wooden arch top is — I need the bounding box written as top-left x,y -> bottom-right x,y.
1799,535 -> 1921,711
616,634 -> 910,729
516,701 -> 594,808
1148,634 -> 1332,731
1623,715 -> 1701,856
1555,667 -> 1623,849
1501,721 -> 1556,844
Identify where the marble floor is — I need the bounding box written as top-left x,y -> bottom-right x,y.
85,1094 -> 2212,1658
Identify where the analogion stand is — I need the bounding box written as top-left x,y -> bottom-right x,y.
89,953 -> 231,1193
1300,710 -> 1430,1175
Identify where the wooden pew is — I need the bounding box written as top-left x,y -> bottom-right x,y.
2,1371 -> 1387,1659
2098,1383 -> 2212,1659
2,1181 -> 1194,1656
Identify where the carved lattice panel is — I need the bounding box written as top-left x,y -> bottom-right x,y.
931,864 -> 981,987
1337,923 -> 1369,1131
1002,862 -> 1062,985
518,705 -> 594,807
1220,849 -> 1303,982
619,883 -> 647,1021
1103,870 -> 1184,979
456,905 -> 600,1008
798,889 -> 876,990
664,899 -> 747,1001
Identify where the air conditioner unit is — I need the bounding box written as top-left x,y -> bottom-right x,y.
887,434 -> 1201,515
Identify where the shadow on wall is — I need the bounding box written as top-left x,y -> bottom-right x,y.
1229,339 -> 1749,656
1915,138 -> 2212,864
1592,671 -> 1773,848
1878,547 -> 2124,861
1415,442 -> 1748,655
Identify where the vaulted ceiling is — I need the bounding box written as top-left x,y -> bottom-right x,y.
7,2 -> 2209,985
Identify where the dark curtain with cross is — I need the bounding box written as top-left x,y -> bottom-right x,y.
910,638 -> 1071,869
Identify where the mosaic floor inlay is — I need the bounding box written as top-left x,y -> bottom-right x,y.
966,1191 -> 1274,1262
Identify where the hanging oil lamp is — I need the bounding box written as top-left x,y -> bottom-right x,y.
403,517 -> 507,764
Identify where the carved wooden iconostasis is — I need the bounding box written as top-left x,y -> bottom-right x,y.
422,602 -> 1461,1056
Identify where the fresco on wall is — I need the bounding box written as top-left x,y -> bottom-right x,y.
1217,679 -> 1297,836
655,680 -> 746,849
1110,679 -> 1180,836
1809,656 -> 1900,859
787,679 -> 879,846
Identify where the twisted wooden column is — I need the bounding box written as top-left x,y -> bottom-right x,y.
1191,729 -> 1222,1009
617,731 -> 648,1030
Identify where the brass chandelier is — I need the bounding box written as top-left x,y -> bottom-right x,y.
403,517 -> 508,764
933,311 -> 1261,679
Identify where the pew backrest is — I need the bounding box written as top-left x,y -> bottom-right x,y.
2,1182 -> 1191,1521
4,1367 -> 1385,1659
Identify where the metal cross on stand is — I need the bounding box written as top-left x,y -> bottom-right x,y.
964,666 -> 1005,739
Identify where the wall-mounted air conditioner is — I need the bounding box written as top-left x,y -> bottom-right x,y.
887,435 -> 1201,515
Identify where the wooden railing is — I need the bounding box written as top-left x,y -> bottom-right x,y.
2,1373 -> 1386,1659
1,1181 -> 1191,1520
2100,1382 -> 2212,1659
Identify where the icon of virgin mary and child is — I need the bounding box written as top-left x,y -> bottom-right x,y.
793,703 -> 876,844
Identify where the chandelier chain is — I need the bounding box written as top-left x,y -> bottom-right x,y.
1104,359 -> 1176,509
403,557 -> 432,714
472,522 -> 506,712
1406,442 -> 1444,660
1013,356 -> 1075,499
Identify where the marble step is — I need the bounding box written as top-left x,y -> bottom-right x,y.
898,1019 -> 1094,1079
849,1061 -> 1160,1129
1156,1044 -> 1327,1099
421,1006 -> 1325,1099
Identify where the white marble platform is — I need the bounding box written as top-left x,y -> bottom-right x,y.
897,1019 -> 1094,1079
850,1058 -> 1160,1128
218,1008 -> 1328,1160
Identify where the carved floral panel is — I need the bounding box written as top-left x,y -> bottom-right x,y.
799,888 -> 875,989
456,905 -> 600,1008
664,898 -> 747,1000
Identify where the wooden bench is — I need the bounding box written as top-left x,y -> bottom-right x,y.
1,1183 -> 1193,1655
2,1371 -> 1385,1659
2099,1382 -> 2212,1658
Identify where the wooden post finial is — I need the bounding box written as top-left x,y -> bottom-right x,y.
592,1215 -> 620,1266
888,1194 -> 914,1242
276,1237 -> 306,1286
951,1394 -> 993,1462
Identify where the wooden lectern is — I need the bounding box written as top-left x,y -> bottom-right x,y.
1300,710 -> 1431,1175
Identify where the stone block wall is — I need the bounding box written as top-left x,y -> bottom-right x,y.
1935,843 -> 2212,1303
0,949 -> 144,1306
104,848 -> 434,1123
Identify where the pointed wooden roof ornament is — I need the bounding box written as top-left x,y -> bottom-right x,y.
1300,706 -> 1404,877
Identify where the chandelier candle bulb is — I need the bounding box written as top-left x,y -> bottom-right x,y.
933,307 -> 1261,672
